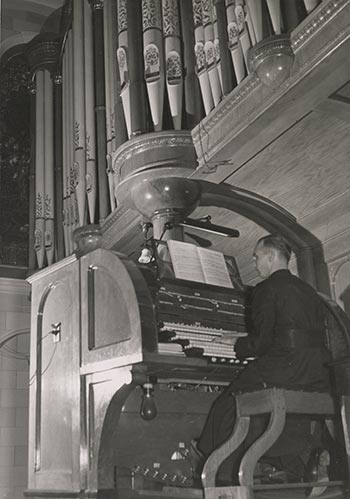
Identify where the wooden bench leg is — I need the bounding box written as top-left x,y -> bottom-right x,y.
239,389 -> 287,486
202,416 -> 250,489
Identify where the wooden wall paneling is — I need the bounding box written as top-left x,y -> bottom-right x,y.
27,256 -> 81,493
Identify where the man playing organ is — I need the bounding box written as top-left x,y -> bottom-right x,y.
192,234 -> 331,485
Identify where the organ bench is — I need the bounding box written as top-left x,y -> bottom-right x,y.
202,388 -> 350,499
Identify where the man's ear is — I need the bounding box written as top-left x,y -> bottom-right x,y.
267,250 -> 275,262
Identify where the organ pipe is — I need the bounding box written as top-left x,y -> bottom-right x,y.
68,31 -> 76,254
212,2 -> 223,90
304,0 -> 319,13
43,71 -> 55,266
113,0 -> 128,151
142,0 -> 165,132
104,0 -> 117,211
193,0 -> 214,116
84,0 -> 97,223
62,36 -> 69,256
73,0 -> 87,227
246,0 -> 263,43
28,84 -> 36,271
266,0 -> 282,35
53,76 -> 65,262
226,0 -> 244,83
179,0 -> 203,128
234,0 -> 251,64
127,0 -> 147,135
214,0 -> 235,95
34,69 -> 45,269
162,0 -> 183,130
90,0 -> 109,220
203,0 -> 222,106
117,0 -> 131,138
281,0 -> 307,32
27,0 -> 318,270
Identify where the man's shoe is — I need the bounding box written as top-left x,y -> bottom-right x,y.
189,440 -> 205,483
305,448 -> 330,497
257,463 -> 288,485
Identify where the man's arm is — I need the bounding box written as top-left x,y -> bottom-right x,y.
235,282 -> 276,359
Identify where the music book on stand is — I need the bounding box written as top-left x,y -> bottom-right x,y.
167,240 -> 234,289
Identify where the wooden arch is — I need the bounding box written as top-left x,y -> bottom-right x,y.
197,180 -> 331,295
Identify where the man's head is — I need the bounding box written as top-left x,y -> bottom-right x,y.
253,234 -> 292,279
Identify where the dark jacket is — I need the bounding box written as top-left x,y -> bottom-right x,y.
232,269 -> 331,393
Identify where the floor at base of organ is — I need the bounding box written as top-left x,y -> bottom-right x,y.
114,485 -> 348,499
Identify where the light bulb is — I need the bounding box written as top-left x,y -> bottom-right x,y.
138,247 -> 153,264
140,383 -> 157,421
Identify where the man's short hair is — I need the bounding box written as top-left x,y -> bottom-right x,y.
257,234 -> 292,263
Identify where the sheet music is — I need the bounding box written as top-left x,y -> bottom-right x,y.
167,240 -> 233,288
198,247 -> 233,288
167,240 -> 205,283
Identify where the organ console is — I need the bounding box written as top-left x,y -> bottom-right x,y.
79,245 -> 251,377
26,240 -> 350,499
27,244 -> 254,498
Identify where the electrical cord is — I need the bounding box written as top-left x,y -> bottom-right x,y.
28,333 -> 56,386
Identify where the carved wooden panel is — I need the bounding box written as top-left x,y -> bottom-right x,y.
80,249 -> 150,372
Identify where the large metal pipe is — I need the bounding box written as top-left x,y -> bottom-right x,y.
68,31 -> 75,254
84,0 -> 97,223
62,37 -> 69,256
73,0 -> 87,226
90,0 -> 109,220
28,84 -> 37,271
43,70 -> 55,266
34,69 -> 45,269
214,0 -> 234,94
53,75 -> 65,262
126,0 -> 147,135
114,0 -> 128,151
179,0 -> 203,128
104,0 -> 117,211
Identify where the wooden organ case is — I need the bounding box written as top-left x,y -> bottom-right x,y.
26,247 -> 250,499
